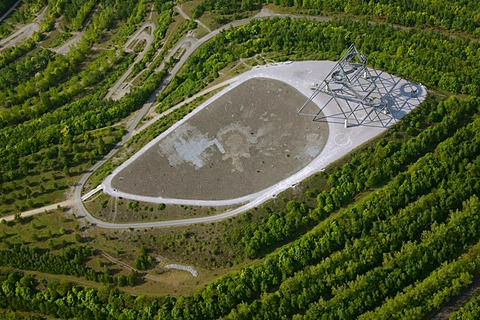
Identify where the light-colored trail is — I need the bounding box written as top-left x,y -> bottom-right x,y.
0,6 -> 46,51
175,5 -> 211,32
105,22 -> 156,100
15,7 -> 388,229
0,199 -> 73,222
100,251 -> 163,282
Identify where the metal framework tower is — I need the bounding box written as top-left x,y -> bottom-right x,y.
298,44 -> 395,127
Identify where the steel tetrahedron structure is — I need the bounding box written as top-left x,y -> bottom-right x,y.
299,44 -> 397,127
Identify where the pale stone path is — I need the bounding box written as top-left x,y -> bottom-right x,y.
11,6 -> 426,230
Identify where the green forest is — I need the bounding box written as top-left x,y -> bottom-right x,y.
0,0 -> 479,318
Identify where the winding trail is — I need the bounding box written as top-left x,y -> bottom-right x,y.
51,11 -> 94,56
100,251 -> 164,282
52,31 -> 84,55
175,5 -> 211,32
0,200 -> 73,223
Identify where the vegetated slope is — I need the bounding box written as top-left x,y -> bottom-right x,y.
149,16 -> 480,272
0,1 -> 479,319
155,97 -> 480,319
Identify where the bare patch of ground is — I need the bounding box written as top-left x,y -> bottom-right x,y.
112,77 -> 329,200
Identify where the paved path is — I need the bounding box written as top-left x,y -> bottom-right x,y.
0,0 -> 22,22
81,184 -> 103,201
175,5 -> 211,32
51,13 -> 93,55
0,199 -> 73,222
52,31 -> 84,55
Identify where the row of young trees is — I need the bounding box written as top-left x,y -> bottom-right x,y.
359,238 -> 480,319
304,194 -> 480,319
1,0 -> 46,25
0,271 -> 160,319
153,104 -> 480,319
0,0 -> 144,128
0,0 -> 159,127
0,245 -> 99,279
226,192 -> 480,319
0,243 -> 140,287
61,0 -> 98,31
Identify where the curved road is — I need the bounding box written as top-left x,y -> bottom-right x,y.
73,8 -> 283,228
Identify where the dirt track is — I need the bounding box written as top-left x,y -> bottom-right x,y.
112,78 -> 329,200
0,6 -> 46,51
